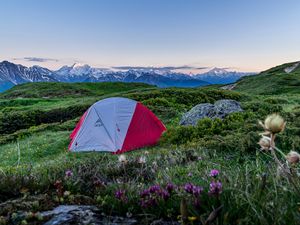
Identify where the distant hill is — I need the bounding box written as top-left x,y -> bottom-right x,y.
0,61 -> 255,92
0,82 -> 153,99
234,61 -> 300,95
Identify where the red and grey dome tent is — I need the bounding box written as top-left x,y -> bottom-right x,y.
69,97 -> 166,154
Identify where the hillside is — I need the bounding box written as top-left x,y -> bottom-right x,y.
0,64 -> 300,224
234,61 -> 300,94
0,82 -> 153,99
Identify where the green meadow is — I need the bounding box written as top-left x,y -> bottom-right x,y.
0,63 -> 300,224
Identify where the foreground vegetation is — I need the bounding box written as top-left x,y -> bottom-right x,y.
0,74 -> 300,224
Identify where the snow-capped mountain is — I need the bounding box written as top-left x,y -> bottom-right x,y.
0,61 -> 56,91
0,61 -> 255,92
54,63 -> 116,82
83,70 -> 209,88
195,67 -> 255,84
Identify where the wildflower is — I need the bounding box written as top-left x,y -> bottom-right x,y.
209,169 -> 219,178
188,172 -> 193,177
115,189 -> 125,199
140,184 -> 172,208
184,183 -> 194,194
149,185 -> 161,193
63,191 -> 71,197
140,189 -> 150,198
138,156 -> 146,164
192,186 -> 203,197
115,189 -> 127,202
209,181 -> 222,195
258,136 -> 271,151
261,114 -> 286,134
118,154 -> 127,163
286,151 -> 300,164
166,183 -> 175,193
65,169 -> 73,178
184,183 -> 203,197
159,189 -> 170,200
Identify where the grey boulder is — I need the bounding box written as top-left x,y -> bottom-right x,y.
41,205 -> 137,225
179,99 -> 243,126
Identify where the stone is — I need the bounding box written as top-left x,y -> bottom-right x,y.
179,99 -> 243,126
41,205 -> 138,225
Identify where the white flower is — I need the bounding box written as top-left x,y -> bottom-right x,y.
118,154 -> 127,163
138,156 -> 146,164
258,135 -> 271,151
286,151 -> 300,164
63,191 -> 71,197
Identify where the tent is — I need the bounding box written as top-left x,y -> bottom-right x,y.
69,97 -> 166,154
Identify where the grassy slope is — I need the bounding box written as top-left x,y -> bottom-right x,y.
234,61 -> 300,95
0,69 -> 300,224
0,82 -> 154,98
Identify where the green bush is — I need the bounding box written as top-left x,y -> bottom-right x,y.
0,104 -> 89,134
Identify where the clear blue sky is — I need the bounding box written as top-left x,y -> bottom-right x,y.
0,0 -> 299,72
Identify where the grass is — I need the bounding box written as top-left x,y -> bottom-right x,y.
235,61 -> 300,95
0,68 -> 300,224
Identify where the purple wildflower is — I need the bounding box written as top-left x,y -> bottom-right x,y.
149,185 -> 160,193
159,189 -> 170,200
209,169 -> 219,178
184,183 -> 203,197
115,190 -> 127,202
188,172 -> 193,177
209,181 -> 222,195
184,183 -> 194,194
140,184 -> 172,208
192,186 -> 203,197
65,169 -> 73,178
140,189 -> 150,198
166,183 -> 175,193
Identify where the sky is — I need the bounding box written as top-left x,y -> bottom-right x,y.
0,0 -> 300,73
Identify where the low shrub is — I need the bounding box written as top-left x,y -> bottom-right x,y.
0,104 -> 89,134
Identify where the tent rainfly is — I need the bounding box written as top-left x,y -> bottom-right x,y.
69,97 -> 166,154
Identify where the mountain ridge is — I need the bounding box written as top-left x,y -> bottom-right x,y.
0,60 -> 254,92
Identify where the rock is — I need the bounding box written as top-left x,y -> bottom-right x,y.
41,205 -> 138,225
179,99 -> 243,126
214,99 -> 243,118
179,103 -> 215,126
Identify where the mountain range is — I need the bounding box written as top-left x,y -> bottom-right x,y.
0,61 -> 254,92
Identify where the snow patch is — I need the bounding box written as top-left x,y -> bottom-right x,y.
284,62 -> 299,73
